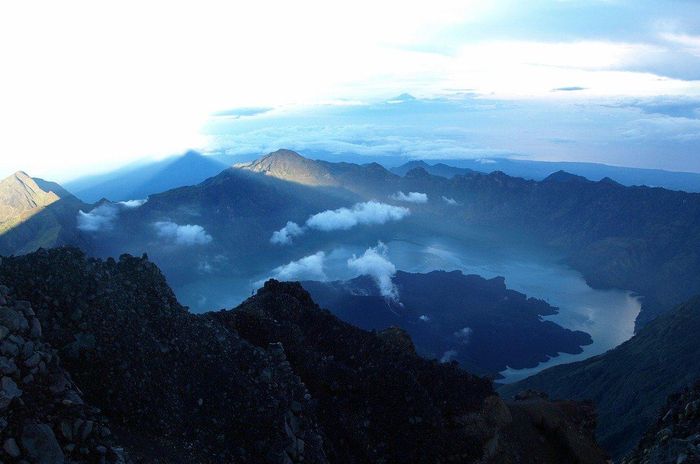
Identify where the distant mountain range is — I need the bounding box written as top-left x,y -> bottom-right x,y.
390,157 -> 700,192
3,149 -> 700,329
390,160 -> 477,178
301,271 -> 591,376
500,295 -> 700,458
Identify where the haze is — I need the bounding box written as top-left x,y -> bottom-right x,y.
2,0 -> 700,180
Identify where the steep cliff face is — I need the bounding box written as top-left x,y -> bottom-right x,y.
0,248 -> 608,463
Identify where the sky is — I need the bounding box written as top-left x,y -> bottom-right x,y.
1,0 -> 700,180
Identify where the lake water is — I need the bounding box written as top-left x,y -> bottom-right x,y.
380,237 -> 641,383
175,233 -> 641,383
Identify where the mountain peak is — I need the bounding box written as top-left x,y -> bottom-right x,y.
543,170 -> 590,183
599,176 -> 621,186
235,149 -> 337,186
262,148 -> 305,161
404,166 -> 431,178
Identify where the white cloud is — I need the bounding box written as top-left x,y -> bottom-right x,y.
390,191 -> 428,203
440,349 -> 458,363
118,198 -> 148,208
270,251 -> 327,281
77,203 -> 119,232
660,33 -> 700,57
419,315 -> 431,322
306,201 -> 410,231
154,221 -> 213,245
454,327 -> 473,344
347,241 -> 399,301
271,201 -> 410,245
442,196 -> 459,205
270,221 -> 304,245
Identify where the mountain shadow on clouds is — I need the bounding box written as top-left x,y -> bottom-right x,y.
65,150 -> 230,203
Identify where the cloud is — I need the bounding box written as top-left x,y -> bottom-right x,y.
118,198 -> 148,208
440,350 -> 458,363
154,221 -> 213,245
270,251 -> 327,281
419,315 -> 431,322
552,86 -> 586,92
454,327 -> 473,344
306,201 -> 410,231
390,191 -> 428,203
622,97 -> 700,119
77,204 -> 120,232
270,221 -> 304,245
442,196 -> 459,206
212,107 -> 274,119
347,241 -> 399,301
271,201 -> 410,245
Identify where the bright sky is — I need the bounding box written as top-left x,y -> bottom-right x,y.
2,0 -> 700,180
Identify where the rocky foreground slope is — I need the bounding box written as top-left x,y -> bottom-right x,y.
0,247 -> 607,463
623,381 -> 700,464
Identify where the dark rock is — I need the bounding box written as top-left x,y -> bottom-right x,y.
0,376 -> 22,408
21,423 -> 64,464
3,437 -> 20,457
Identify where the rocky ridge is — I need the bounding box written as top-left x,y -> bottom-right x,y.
0,248 -> 326,464
0,275 -> 125,463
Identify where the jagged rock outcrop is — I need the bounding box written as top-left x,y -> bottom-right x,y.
215,279 -> 608,464
624,381 -> 700,464
0,279 -> 125,463
0,248 -> 327,464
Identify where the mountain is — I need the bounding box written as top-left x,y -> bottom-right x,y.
77,165 -> 360,309
6,150 -> 700,327
425,157 -> 700,193
65,151 -> 228,202
234,149 -> 339,187
542,170 -> 591,184
301,271 -> 592,376
0,171 -> 88,255
0,247 -> 607,463
499,295 -> 700,459
235,149 -> 400,197
622,380 -> 700,464
391,160 -> 476,178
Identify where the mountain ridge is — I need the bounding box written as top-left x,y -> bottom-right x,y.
499,294 -> 700,458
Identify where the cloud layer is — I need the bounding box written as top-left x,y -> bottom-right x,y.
154,221 -> 213,245
271,201 -> 410,245
347,242 -> 399,301
390,191 -> 428,203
